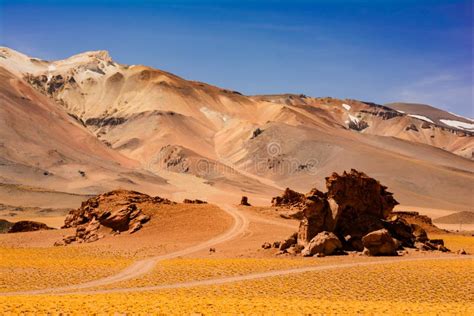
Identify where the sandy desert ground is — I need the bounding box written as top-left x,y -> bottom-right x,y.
1,199 -> 473,314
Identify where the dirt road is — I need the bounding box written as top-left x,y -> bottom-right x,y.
75,254 -> 473,295
3,203 -> 249,295
4,255 -> 471,296
2,203 -> 471,297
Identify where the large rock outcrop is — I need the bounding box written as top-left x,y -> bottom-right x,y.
269,169 -> 446,256
298,169 -> 398,247
56,190 -> 173,245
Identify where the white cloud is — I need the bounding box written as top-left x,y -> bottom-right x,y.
392,72 -> 473,117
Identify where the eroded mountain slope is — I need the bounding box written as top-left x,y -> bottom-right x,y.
1,46 -> 472,210
0,66 -> 168,199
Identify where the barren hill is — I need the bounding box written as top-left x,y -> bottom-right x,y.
0,64 -> 169,203
434,211 -> 474,224
0,46 -> 473,211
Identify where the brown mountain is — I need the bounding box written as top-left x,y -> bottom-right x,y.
0,47 -> 473,211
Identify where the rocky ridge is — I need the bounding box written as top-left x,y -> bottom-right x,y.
268,169 -> 450,256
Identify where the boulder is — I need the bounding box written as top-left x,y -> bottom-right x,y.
362,229 -> 399,256
240,196 -> 251,206
279,232 -> 298,251
301,231 -> 342,257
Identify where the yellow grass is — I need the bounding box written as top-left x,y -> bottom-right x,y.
1,259 -> 472,314
95,257 -> 336,290
430,233 -> 474,253
0,247 -> 131,292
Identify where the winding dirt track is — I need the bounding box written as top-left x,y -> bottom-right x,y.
3,204 -> 249,296
72,255 -> 473,295
5,255 -> 472,297
2,204 -> 472,297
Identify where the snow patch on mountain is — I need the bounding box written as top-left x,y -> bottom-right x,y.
408,114 -> 434,123
448,112 -> 474,123
439,119 -> 474,131
348,114 -> 359,123
342,103 -> 351,111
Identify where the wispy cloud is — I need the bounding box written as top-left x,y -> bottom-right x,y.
410,74 -> 457,87
393,72 -> 473,116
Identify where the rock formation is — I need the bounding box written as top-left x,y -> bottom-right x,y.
298,169 -> 398,247
240,196 -> 251,206
271,188 -> 305,208
8,220 -> 54,233
268,169 -> 446,256
391,211 -> 444,233
56,190 -> 173,245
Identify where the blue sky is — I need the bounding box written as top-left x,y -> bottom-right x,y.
1,0 -> 472,116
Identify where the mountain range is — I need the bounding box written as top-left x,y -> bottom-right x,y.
0,47 -> 472,211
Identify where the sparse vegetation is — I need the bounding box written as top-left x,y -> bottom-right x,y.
0,259 -> 472,314
93,258 -> 330,290
0,247 -> 131,292
430,233 -> 474,253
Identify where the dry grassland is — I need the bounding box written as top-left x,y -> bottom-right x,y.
0,247 -> 131,292
1,258 -> 472,314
